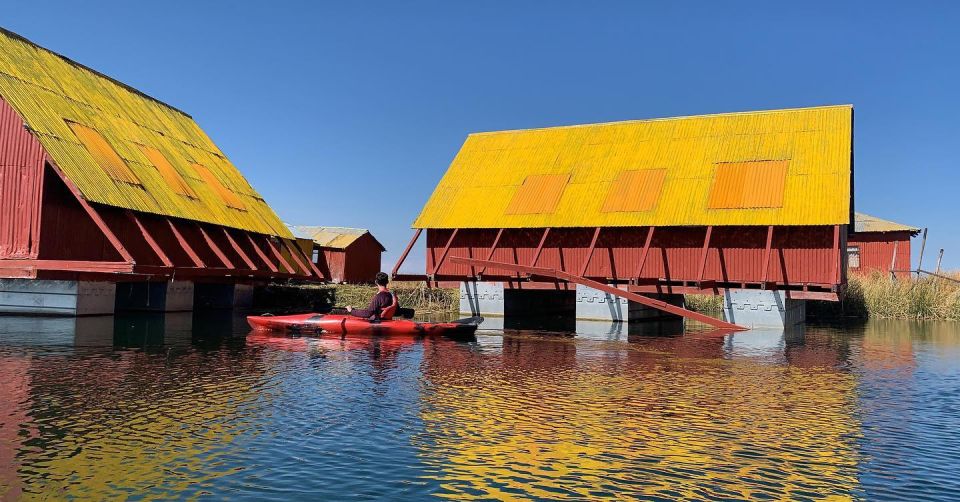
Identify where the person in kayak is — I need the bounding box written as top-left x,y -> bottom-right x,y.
347,272 -> 399,320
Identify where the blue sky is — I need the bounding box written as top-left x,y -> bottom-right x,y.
5,1 -> 957,270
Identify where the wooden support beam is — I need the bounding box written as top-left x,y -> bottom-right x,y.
45,157 -> 135,264
634,226 -> 655,282
890,240 -> 899,280
281,238 -> 312,276
578,227 -> 601,277
431,228 -> 459,277
530,228 -> 551,267
224,229 -> 258,271
478,228 -> 505,277
127,211 -> 172,267
246,234 -> 278,272
761,225 -> 774,286
197,224 -> 234,269
285,239 -> 324,279
391,228 -> 423,279
449,256 -> 746,330
167,219 -> 205,268
831,224 -> 841,284
265,237 -> 295,274
0,260 -> 135,274
697,226 -> 713,283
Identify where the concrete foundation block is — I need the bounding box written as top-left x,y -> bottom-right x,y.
0,279 -> 115,316
722,289 -> 806,329
460,282 -> 505,316
575,285 -> 684,322
195,283 -> 255,310
115,281 -> 194,312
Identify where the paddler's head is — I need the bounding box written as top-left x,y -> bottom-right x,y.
375,272 -> 389,290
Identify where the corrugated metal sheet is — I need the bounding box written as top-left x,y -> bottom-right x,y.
854,212 -> 920,234
288,225 -> 385,251
0,28 -> 292,238
0,95 -> 44,259
414,105 -> 853,228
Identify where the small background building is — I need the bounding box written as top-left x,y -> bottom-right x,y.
848,213 -> 920,279
290,226 -> 385,283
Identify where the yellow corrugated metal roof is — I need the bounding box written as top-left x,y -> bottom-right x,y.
854,212 -> 920,234
414,105 -> 853,228
0,28 -> 292,238
288,226 -> 385,251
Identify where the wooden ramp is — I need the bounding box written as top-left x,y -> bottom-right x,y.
449,256 -> 746,331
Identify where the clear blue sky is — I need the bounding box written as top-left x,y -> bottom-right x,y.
5,1 -> 957,270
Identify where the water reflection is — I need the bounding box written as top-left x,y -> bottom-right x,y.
0,314 -> 957,499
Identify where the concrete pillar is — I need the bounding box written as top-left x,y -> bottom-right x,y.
115,281 -> 194,312
575,284 -> 684,322
722,289 -> 806,329
460,281 -> 505,317
0,279 -> 115,316
195,283 -> 255,310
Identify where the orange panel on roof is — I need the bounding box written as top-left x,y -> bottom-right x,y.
602,169 -> 666,212
139,145 -> 196,199
505,174 -> 570,215
193,163 -> 245,210
67,122 -> 142,186
708,160 -> 788,209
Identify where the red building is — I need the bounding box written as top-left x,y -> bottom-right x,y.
0,28 -> 320,314
290,226 -> 385,284
847,213 -> 920,279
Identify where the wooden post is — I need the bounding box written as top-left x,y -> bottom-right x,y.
391,228 -> 423,279
634,226 -> 655,283
916,227 -> 928,277
936,249 -> 944,274
890,240 -> 899,280
431,228 -> 459,277
579,228 -> 601,277
697,226 -> 713,283
761,225 -> 774,286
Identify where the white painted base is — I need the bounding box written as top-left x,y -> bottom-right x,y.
460,282 -> 505,316
575,285 -> 684,322
0,279 -> 115,316
722,289 -> 806,329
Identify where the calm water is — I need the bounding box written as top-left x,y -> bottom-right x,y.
0,313 -> 958,501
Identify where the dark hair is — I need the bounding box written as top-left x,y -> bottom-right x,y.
375,272 -> 389,287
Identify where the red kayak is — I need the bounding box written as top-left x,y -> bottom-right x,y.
246,313 -> 482,338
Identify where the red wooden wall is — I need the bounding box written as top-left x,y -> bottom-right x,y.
425,226 -> 844,295
847,231 -> 912,279
0,96 -> 45,260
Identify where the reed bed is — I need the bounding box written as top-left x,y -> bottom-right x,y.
685,272 -> 960,321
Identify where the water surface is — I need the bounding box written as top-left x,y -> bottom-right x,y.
0,313 -> 958,500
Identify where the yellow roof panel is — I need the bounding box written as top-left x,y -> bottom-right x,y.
414,105 -> 853,228
288,226 -> 385,251
0,28 -> 292,237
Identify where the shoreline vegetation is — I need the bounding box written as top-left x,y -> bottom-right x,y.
687,272 -> 960,322
256,273 -> 960,322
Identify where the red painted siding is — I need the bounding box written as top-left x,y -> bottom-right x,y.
848,231 -> 912,279
0,96 -> 44,259
426,226 -> 843,292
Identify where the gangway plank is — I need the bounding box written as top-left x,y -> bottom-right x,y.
448,256 -> 746,331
